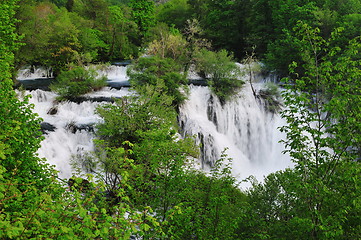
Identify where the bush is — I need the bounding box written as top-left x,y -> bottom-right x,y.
127,56 -> 188,106
50,66 -> 107,100
258,82 -> 283,113
195,49 -> 244,103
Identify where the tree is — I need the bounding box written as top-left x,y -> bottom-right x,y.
106,5 -> 139,60
155,0 -> 192,30
91,84 -> 198,222
0,0 -> 54,199
130,0 -> 155,38
1,3 -> 160,238
248,22 -> 361,239
204,0 -> 247,58
15,2 -> 56,68
187,0 -> 249,58
15,2 -> 81,74
147,24 -> 188,64
72,0 -> 109,22
194,49 -> 244,103
127,56 -> 188,106
263,0 -> 318,76
96,83 -> 177,148
164,152 -> 248,239
50,66 -> 107,100
49,0 -> 67,7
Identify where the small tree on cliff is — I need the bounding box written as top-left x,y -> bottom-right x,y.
194,49 -> 244,103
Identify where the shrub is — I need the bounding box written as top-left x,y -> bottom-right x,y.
127,56 -> 188,106
50,66 -> 106,100
258,82 -> 283,113
194,49 -> 244,103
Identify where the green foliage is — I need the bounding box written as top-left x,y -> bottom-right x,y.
131,125 -> 198,215
15,3 -> 82,73
50,66 -> 106,100
96,83 -> 176,147
195,49 -> 244,103
72,0 -> 109,22
0,0 -> 54,208
187,0 -> 251,58
130,0 -> 155,38
147,24 -> 188,65
94,87 -> 195,219
15,0 -> 142,69
155,0 -> 192,30
127,56 -> 188,106
260,0 -> 316,75
106,5 -> 139,60
202,0 -> 246,57
248,22 -> 361,239
14,0 -> 361,77
248,0 -> 361,75
0,166 -> 159,239
258,82 -> 283,113
93,84 -> 198,222
164,152 -> 248,239
247,169 -> 314,239
320,0 -> 361,15
76,27 -> 107,63
49,0 -> 67,7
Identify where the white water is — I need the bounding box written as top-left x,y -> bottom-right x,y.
20,65 -> 292,184
96,65 -> 129,82
17,66 -> 53,79
26,87 -> 131,178
179,83 -> 291,184
17,64 -> 129,84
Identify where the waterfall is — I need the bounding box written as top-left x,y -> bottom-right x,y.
179,83 -> 292,184
19,65 -> 292,185
17,65 -> 53,80
26,87 -> 131,178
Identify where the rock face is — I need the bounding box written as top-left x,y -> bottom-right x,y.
66,122 -> 94,134
15,78 -> 54,91
66,96 -> 120,103
47,106 -> 58,115
40,122 -> 56,134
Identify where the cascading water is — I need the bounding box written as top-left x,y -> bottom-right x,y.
19,65 -> 131,178
179,83 -> 292,184
26,87 -> 131,178
17,65 -> 53,79
19,64 -> 292,185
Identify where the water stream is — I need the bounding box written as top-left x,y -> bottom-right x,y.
179,83 -> 291,183
19,65 -> 292,185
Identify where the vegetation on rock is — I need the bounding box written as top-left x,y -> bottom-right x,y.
50,66 -> 107,100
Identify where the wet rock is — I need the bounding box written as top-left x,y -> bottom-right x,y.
47,106 -> 58,115
66,122 -> 94,133
66,96 -> 120,103
40,122 -> 56,134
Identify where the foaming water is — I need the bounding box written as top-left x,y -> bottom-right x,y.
17,66 -> 53,80
21,64 -> 292,185
179,84 -> 292,187
26,87 -> 131,178
96,65 -> 128,82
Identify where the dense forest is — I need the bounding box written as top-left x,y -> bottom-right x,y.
1,0 -> 361,239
